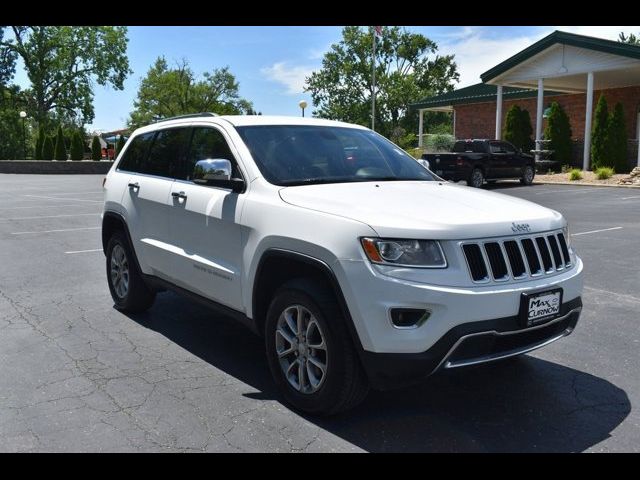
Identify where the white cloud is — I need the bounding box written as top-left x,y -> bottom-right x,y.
261,62 -> 315,95
440,26 -> 640,88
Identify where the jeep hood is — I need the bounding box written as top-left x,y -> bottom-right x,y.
278,181 -> 564,239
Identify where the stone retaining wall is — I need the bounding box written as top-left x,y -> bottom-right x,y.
0,160 -> 114,174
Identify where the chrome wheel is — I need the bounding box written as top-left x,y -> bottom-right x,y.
110,244 -> 130,299
275,304 -> 328,394
471,169 -> 484,188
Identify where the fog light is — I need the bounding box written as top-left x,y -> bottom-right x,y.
390,308 -> 431,328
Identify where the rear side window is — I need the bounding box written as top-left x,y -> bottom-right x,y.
181,127 -> 241,181
453,141 -> 472,153
142,127 -> 191,178
118,132 -> 154,172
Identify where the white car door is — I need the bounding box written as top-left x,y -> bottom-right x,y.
118,130 -> 176,278
167,126 -> 246,310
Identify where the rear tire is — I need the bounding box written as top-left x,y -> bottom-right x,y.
468,168 -> 484,188
265,278 -> 369,415
106,231 -> 156,313
520,165 -> 535,185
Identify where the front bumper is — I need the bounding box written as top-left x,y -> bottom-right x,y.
361,297 -> 582,390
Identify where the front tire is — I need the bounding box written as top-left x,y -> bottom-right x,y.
265,279 -> 369,415
468,168 -> 484,188
106,231 -> 156,313
520,165 -> 535,185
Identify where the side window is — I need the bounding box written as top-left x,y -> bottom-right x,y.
117,132 -> 154,173
142,127 -> 191,178
501,142 -> 516,154
183,127 -> 241,181
489,142 -> 502,154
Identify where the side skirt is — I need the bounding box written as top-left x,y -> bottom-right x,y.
141,274 -> 260,336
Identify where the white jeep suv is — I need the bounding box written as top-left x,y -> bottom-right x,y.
102,113 -> 583,415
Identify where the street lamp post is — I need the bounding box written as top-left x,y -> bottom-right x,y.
298,100 -> 308,118
19,111 -> 27,159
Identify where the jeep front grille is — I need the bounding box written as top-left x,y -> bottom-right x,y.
462,231 -> 572,283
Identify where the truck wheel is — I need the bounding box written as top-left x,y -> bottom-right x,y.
265,278 -> 369,416
469,168 -> 484,188
106,231 -> 156,313
520,165 -> 535,185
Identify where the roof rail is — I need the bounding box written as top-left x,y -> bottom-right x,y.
154,112 -> 219,123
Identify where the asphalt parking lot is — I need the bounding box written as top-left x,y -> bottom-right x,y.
0,174 -> 638,452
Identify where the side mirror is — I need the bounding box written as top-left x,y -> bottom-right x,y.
193,159 -> 244,193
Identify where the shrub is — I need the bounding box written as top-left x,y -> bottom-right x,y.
503,105 -> 534,152
561,164 -> 572,174
404,147 -> 423,159
569,169 -> 583,181
544,102 -> 572,164
591,95 -> 609,170
70,131 -> 84,160
35,126 -> 45,160
594,167 -> 614,180
608,102 -> 628,173
115,135 -> 126,158
424,134 -> 455,153
91,136 -> 102,161
54,125 -> 67,160
41,135 -> 54,160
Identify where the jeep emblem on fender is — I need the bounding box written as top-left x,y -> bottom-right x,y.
511,222 -> 531,233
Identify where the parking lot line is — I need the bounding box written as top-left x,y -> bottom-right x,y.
11,226 -> 101,235
571,226 -> 623,237
535,187 -> 603,195
0,213 -> 100,221
0,204 -> 99,211
22,194 -> 102,203
65,248 -> 103,254
621,195 -> 640,200
34,191 -> 103,196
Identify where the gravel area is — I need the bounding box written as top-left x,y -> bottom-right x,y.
535,171 -> 632,186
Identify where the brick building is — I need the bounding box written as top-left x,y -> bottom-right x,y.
411,31 -> 640,170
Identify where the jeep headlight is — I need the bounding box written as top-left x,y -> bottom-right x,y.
360,238 -> 447,268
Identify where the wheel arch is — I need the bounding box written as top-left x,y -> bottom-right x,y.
252,249 -> 364,352
102,211 -> 143,273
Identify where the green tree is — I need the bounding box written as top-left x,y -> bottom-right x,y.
608,102 -> 628,173
544,102 -> 573,164
34,125 -> 45,160
619,32 -> 640,45
0,28 -> 16,88
41,135 -> 54,160
305,26 -> 459,139
0,86 -> 26,159
115,135 -> 126,157
503,105 -> 534,152
91,136 -> 102,161
70,131 -> 84,160
54,124 -> 66,160
0,26 -> 130,126
128,57 -> 253,129
591,95 -> 609,170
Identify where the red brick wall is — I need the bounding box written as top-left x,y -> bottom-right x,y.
453,85 -> 640,141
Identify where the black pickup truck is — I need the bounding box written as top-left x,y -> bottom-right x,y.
422,139 -> 535,188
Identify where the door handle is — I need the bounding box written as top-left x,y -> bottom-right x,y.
128,182 -> 139,189
171,191 -> 187,200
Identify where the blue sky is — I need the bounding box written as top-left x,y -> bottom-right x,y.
11,25 -> 640,132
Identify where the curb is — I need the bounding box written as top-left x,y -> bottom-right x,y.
533,180 -> 640,189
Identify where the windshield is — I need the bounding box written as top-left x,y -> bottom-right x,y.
235,125 -> 436,186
